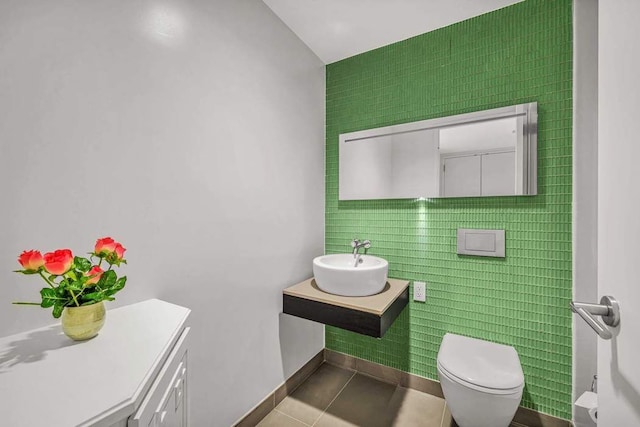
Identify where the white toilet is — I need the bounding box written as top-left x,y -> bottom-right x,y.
437,333 -> 524,427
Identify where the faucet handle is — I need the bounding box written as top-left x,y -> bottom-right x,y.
362,240 -> 371,249
351,238 -> 360,248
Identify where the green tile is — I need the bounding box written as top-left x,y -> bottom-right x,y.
324,0 -> 573,420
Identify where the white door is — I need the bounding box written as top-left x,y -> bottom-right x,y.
597,1 -> 640,425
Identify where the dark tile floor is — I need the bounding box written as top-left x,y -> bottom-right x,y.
257,363 -> 453,427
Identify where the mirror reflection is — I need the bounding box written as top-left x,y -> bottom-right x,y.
339,103 -> 536,200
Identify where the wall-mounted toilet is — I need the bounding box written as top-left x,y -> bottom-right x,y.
437,333 -> 524,427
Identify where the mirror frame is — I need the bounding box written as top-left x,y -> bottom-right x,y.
339,102 -> 538,200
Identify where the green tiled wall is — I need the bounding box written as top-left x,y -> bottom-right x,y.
325,0 -> 572,419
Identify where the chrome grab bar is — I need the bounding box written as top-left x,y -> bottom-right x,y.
570,296 -> 620,340
573,306 -> 612,339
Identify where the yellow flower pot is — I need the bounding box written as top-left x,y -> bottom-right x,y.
61,301 -> 106,340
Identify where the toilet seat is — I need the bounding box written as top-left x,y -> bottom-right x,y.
437,361 -> 522,395
437,333 -> 524,393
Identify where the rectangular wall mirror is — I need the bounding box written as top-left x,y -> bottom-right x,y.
339,102 -> 537,200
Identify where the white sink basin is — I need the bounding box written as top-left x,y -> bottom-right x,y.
312,254 -> 388,297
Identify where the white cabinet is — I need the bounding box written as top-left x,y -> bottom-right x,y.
442,154 -> 482,197
481,151 -> 516,196
441,150 -> 516,197
0,299 -> 191,427
129,327 -> 189,427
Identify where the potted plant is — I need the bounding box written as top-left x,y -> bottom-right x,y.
13,237 -> 127,340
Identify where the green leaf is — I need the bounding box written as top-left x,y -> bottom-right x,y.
74,257 -> 92,272
67,281 -> 83,292
40,288 -> 62,299
83,292 -> 103,301
52,303 -> 64,318
113,276 -> 127,292
13,269 -> 39,275
40,288 -> 67,308
98,270 -> 116,289
40,299 -> 54,308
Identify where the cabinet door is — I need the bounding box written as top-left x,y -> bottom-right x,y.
481,151 -> 515,195
153,362 -> 187,427
156,389 -> 179,427
129,328 -> 190,427
441,155 -> 481,197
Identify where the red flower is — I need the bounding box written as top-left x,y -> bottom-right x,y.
84,265 -> 104,286
43,249 -> 74,275
113,243 -> 126,260
18,250 -> 45,271
95,237 -> 126,263
94,237 -> 117,256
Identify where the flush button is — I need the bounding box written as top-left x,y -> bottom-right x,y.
457,229 -> 505,257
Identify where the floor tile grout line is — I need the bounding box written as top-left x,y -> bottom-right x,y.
310,369 -> 358,427
439,403 -> 446,427
272,408 -> 313,427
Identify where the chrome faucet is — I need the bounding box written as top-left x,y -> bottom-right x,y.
351,239 -> 371,257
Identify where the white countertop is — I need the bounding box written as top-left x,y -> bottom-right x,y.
0,299 -> 190,427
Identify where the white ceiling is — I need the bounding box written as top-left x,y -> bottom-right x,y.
263,0 -> 524,64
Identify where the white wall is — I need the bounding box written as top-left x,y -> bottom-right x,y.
0,1 -> 325,425
572,0 -> 598,424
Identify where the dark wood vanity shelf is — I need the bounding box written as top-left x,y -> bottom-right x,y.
282,278 -> 409,338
